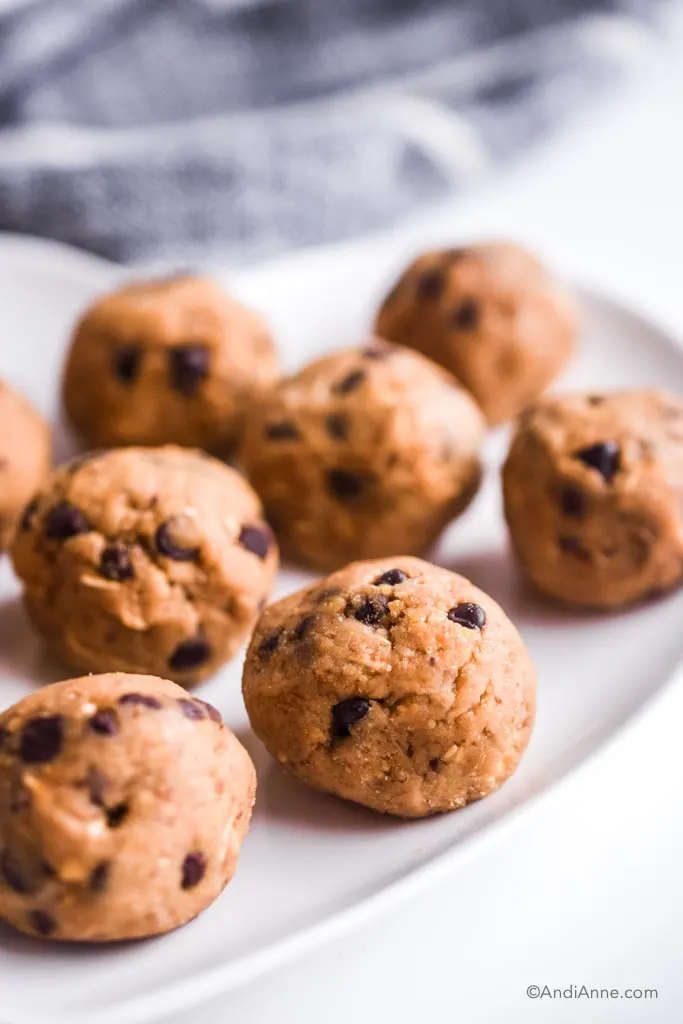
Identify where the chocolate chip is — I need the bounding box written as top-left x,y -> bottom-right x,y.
447,603 -> 486,629
177,698 -> 205,721
169,635 -> 212,672
90,861 -> 110,893
195,699 -> 222,723
88,709 -> 119,739
106,802 -> 130,828
575,441 -> 620,482
559,535 -> 591,561
452,299 -> 479,329
29,910 -> 56,937
19,716 -> 64,764
417,269 -> 444,300
373,568 -> 407,586
325,413 -> 348,440
333,370 -> 365,396
113,344 -> 141,384
265,421 -> 299,441
238,524 -> 271,559
181,852 -> 206,889
44,501 -> 92,541
326,469 -> 368,501
587,395 -> 604,407
99,543 -> 135,581
1,850 -> 36,894
168,343 -> 210,396
332,697 -> 371,737
20,497 -> 39,533
292,615 -> 315,642
351,595 -> 389,626
85,766 -> 108,807
155,519 -> 200,561
559,486 -> 585,519
118,693 -> 162,709
258,629 -> 283,658
0,724 -> 7,749
429,758 -> 441,772
362,344 -> 392,360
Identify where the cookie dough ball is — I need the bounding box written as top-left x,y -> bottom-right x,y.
503,390 -> 683,609
0,380 -> 51,550
0,673 -> 255,941
375,242 -> 578,424
243,556 -> 536,817
11,446 -> 278,682
240,343 -> 484,571
63,274 -> 278,455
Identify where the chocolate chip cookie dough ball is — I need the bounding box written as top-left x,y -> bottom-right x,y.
11,446 -> 278,682
0,380 -> 51,551
240,343 -> 484,571
503,390 -> 683,609
375,243 -> 578,424
63,274 -> 278,455
243,557 -> 536,817
0,673 -> 255,941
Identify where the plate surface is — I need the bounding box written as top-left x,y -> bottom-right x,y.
1,235 -> 682,1024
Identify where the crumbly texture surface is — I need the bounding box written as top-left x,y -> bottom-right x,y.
63,275 -> 278,455
240,343 -> 484,571
0,380 -> 51,551
374,242 -> 578,424
503,389 -> 683,608
243,556 -> 536,817
11,446 -> 278,682
0,673 -> 255,942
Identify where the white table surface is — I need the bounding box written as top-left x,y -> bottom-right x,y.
173,58 -> 683,1024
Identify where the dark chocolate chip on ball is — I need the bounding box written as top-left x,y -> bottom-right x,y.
362,344 -> 392,360
1,849 -> 37,894
373,568 -> 408,586
19,715 -> 64,764
99,543 -> 135,581
416,269 -> 444,301
559,486 -> 585,519
265,421 -> 299,441
177,698 -> 205,721
333,370 -> 366,396
238,524 -> 271,559
195,699 -> 222,723
326,413 -> 348,440
44,501 -> 92,541
88,709 -> 119,736
90,861 -> 110,893
169,635 -> 212,672
292,615 -> 315,642
181,852 -> 206,889
575,441 -> 620,482
559,535 -> 591,561
0,724 -> 7,749
258,629 -> 283,659
155,520 -> 200,561
29,909 -> 57,937
326,468 -> 367,502
118,693 -> 163,709
447,602 -> 486,629
332,697 -> 371,738
113,344 -> 141,384
452,299 -> 479,330
169,343 -> 210,396
106,802 -> 130,829
86,767 -> 108,807
20,497 -> 39,533
352,596 -> 389,626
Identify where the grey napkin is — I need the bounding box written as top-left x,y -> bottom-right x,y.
0,0 -> 669,264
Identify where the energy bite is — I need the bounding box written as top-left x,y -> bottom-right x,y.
503,390 -> 683,608
11,446 -> 278,682
375,242 -> 578,424
63,274 -> 278,455
0,673 -> 255,941
240,343 -> 484,571
243,556 -> 536,817
0,379 -> 51,551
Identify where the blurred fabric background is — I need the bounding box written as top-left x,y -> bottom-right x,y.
0,0 -> 674,264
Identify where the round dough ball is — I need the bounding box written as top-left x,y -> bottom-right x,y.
0,673 -> 255,941
375,242 -> 578,424
11,446 -> 278,682
0,380 -> 51,551
240,343 -> 484,571
503,390 -> 683,609
243,556 -> 536,817
63,274 -> 278,455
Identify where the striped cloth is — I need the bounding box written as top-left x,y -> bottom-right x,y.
0,0 -> 671,264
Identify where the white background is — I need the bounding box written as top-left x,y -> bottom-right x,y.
167,57 -> 683,1024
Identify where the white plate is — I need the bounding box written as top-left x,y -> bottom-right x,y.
1,234 -> 683,1024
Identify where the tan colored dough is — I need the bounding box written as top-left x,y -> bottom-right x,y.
0,379 -> 51,550
0,673 -> 255,941
242,556 -> 536,818
374,242 -> 578,424
502,389 -> 683,609
11,446 -> 278,682
63,274 -> 278,455
240,343 -> 484,571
